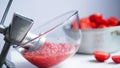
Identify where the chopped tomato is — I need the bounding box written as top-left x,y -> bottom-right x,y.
93,51 -> 110,62
112,55 -> 120,64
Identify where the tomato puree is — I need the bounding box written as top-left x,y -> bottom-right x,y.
23,42 -> 75,68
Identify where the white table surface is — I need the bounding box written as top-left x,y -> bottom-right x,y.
11,49 -> 120,68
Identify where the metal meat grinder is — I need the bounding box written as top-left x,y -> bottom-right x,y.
0,0 -> 35,68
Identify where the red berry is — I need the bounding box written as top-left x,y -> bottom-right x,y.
112,55 -> 120,64
89,13 -> 103,24
93,51 -> 110,62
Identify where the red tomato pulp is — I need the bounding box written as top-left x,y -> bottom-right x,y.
23,42 -> 75,68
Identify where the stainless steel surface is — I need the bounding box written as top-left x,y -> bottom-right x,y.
7,13 -> 33,44
16,34 -> 46,52
0,0 -> 13,25
78,26 -> 120,54
0,0 -> 14,67
0,24 -> 5,33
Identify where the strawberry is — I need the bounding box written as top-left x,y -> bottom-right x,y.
112,55 -> 120,64
93,51 -> 110,62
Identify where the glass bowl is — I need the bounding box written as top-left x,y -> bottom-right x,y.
16,11 -> 82,68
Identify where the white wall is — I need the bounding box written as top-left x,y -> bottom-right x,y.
0,0 -> 120,59
1,0 -> 120,25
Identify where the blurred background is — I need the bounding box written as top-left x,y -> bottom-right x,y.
0,0 -> 120,61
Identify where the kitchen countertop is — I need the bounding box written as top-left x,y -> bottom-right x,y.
11,49 -> 120,68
